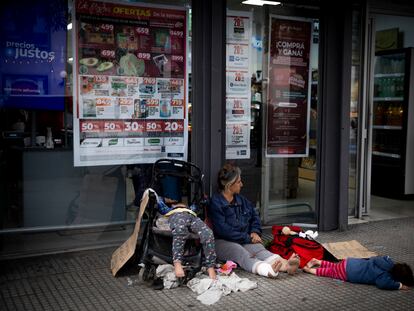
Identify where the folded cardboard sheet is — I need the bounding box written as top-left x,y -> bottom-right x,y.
111,189 -> 149,276
322,240 -> 378,260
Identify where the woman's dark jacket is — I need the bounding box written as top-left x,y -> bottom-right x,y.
209,193 -> 261,244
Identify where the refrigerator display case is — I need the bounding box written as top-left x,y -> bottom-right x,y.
371,48 -> 414,197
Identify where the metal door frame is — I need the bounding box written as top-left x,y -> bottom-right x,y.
356,10 -> 375,217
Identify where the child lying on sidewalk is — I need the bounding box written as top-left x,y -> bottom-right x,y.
303,256 -> 413,290
157,196 -> 217,280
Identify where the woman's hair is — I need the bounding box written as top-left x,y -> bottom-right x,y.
390,263 -> 414,286
217,163 -> 241,191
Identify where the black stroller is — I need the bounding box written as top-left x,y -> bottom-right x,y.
136,159 -> 208,284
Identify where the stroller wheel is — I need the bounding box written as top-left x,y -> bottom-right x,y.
137,265 -> 149,282
148,265 -> 156,280
138,264 -> 155,283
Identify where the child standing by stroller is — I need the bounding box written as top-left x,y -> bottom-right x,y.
157,196 -> 217,280
303,256 -> 413,290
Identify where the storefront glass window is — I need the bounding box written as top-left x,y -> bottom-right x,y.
0,0 -> 191,259
226,0 -> 319,225
368,13 -> 414,217
224,4 -> 264,209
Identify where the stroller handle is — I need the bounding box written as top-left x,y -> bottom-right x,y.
152,159 -> 203,181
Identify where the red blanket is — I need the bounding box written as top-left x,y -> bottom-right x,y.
268,225 -> 324,268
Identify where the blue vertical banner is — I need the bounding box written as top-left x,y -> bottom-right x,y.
0,0 -> 67,110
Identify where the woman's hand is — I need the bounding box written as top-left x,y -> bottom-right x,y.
250,232 -> 262,244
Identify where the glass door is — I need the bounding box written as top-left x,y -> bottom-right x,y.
225,1 -> 320,226
357,14 -> 376,217
358,13 -> 414,220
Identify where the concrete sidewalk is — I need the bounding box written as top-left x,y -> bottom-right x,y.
1,217 -> 414,311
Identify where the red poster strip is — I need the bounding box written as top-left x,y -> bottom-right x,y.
266,17 -> 312,157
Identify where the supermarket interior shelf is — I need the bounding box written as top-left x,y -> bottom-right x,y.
372,125 -> 402,130
372,151 -> 401,158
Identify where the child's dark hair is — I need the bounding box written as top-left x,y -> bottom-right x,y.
390,263 -> 414,286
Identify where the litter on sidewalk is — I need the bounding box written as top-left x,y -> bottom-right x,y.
156,264 -> 257,305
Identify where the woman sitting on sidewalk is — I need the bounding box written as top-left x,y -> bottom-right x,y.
208,163 -> 299,278
303,256 -> 413,290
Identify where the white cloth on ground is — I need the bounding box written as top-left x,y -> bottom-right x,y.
156,264 -> 257,305
155,264 -> 180,289
187,272 -> 257,305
